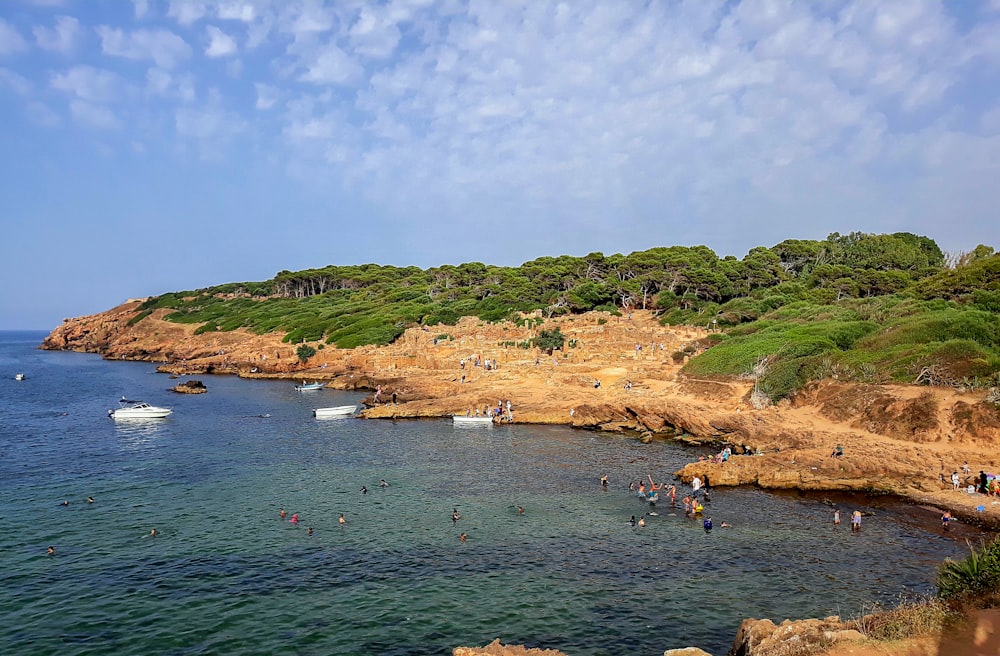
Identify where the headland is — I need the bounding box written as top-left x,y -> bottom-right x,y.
42,301 -> 1000,530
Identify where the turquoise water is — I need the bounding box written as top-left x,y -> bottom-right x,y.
0,330 -> 978,655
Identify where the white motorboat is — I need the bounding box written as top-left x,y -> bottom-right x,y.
452,415 -> 494,426
314,405 -> 357,418
109,399 -> 172,419
15,373 -> 25,381
295,381 -> 326,391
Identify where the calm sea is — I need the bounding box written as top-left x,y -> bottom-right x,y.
0,330 -> 977,656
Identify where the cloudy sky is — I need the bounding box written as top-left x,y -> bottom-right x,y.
2,0 -> 998,329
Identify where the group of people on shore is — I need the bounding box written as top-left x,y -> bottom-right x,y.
465,399 -> 514,422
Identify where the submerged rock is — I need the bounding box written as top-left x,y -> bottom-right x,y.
171,379 -> 207,394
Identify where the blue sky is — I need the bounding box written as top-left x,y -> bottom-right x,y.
2,0 -> 999,330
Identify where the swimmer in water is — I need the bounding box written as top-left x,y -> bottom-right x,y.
380,479 -> 389,488
290,513 -> 299,524
637,516 -> 646,528
600,475 -> 608,487
87,497 -> 94,504
279,508 -> 286,519
360,486 -> 368,495
307,527 -> 313,536
517,506 -> 524,514
629,515 -> 636,526
452,509 -> 461,523
60,500 -> 69,506
339,514 -> 346,525
47,546 -> 55,556
460,532 -> 467,542
150,529 -> 157,537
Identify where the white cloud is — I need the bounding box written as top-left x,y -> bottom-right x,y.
217,2 -> 256,22
254,82 -> 278,109
97,26 -> 192,69
205,25 -> 237,57
50,65 -> 120,103
26,100 -> 61,126
132,0 -> 149,19
168,0 -> 207,26
0,19 -> 28,55
285,2 -> 335,35
175,92 -> 246,142
348,6 -> 402,58
69,99 -> 121,130
146,67 -> 195,102
0,66 -> 31,95
299,43 -> 362,85
34,15 -> 80,53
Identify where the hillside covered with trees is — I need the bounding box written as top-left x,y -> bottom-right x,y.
133,232 -> 1000,401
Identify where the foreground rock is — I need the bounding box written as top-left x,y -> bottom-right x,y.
453,639 -> 566,656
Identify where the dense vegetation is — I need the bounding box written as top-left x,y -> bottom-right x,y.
136,232 -> 1000,400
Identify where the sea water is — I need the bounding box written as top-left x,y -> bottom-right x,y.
0,330 -> 980,656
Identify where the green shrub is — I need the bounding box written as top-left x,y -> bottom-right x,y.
937,535 -> 1000,602
296,344 -> 317,362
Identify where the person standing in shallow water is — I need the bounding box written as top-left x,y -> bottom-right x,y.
851,511 -> 862,532
833,509 -> 840,525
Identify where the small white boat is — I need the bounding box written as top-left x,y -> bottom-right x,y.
109,399 -> 172,419
295,381 -> 326,391
452,415 -> 494,426
314,405 -> 357,418
15,373 -> 25,381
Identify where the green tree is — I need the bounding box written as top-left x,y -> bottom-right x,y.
296,344 -> 317,362
533,328 -> 566,353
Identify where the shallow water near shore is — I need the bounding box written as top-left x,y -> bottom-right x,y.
0,330 -> 982,656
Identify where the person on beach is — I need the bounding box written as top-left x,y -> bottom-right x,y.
941,512 -> 952,532
851,511 -> 862,532
980,471 -> 989,494
374,385 -> 382,404
833,509 -> 841,525
691,476 -> 703,497
952,471 -> 960,490
391,391 -> 397,404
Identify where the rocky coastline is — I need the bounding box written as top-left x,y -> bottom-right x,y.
42,302 -> 1000,655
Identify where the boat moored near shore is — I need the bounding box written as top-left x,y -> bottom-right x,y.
109,398 -> 172,419
314,405 -> 357,418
